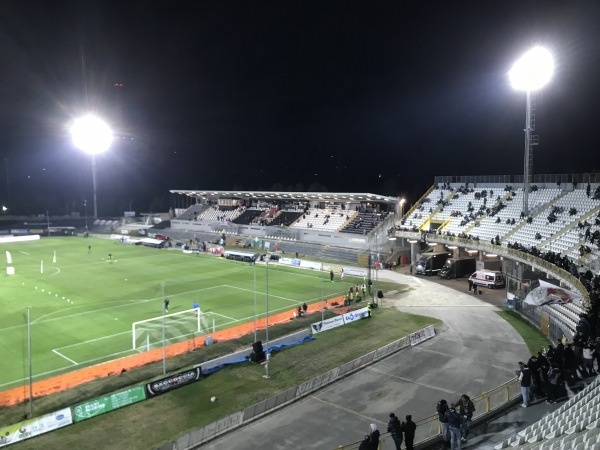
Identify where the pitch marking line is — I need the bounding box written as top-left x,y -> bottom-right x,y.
207,311 -> 237,321
223,285 -> 299,304
54,330 -> 131,351
52,349 -> 78,366
24,285 -> 227,326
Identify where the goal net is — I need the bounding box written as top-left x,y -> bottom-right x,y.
132,308 -> 211,351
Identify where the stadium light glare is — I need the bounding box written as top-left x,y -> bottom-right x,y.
71,115 -> 113,155
509,47 -> 554,91
70,115 -> 112,219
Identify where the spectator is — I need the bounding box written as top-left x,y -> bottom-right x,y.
387,413 -> 404,450
403,415 -> 417,450
518,361 -> 532,407
456,394 -> 475,443
437,399 -> 449,442
445,403 -> 464,450
546,363 -> 562,404
583,343 -> 595,376
563,343 -> 579,383
358,424 -> 380,450
527,355 -> 544,399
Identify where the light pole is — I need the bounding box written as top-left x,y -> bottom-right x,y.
264,260 -> 270,380
509,46 -> 554,216
84,200 -> 88,231
399,198 -> 406,221
253,262 -> 257,343
374,233 -> 379,304
71,115 -> 113,219
321,262 -> 325,323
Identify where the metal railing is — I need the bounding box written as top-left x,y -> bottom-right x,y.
335,377 -> 521,449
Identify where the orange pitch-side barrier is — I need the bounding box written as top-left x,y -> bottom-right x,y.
0,296 -> 344,407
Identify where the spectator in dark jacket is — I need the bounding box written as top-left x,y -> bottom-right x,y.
403,415 -> 417,450
546,363 -> 562,404
387,413 -> 403,450
437,399 -> 449,441
358,423 -> 380,450
456,394 -> 475,442
445,404 -> 465,450
527,355 -> 544,398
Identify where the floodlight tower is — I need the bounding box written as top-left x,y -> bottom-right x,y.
509,46 -> 554,216
399,198 -> 406,220
70,115 -> 113,219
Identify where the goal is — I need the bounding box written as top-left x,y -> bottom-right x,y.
132,308 -> 210,351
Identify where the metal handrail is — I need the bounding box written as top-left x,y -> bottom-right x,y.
334,377 -> 521,449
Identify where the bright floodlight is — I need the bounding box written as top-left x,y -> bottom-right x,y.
509,46 -> 554,91
71,115 -> 113,155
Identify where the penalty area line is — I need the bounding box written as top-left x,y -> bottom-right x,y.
52,349 -> 78,365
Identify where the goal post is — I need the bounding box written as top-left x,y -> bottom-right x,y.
131,308 -> 209,351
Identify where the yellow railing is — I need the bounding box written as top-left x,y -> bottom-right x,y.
403,184 -> 436,223
335,377 -> 521,449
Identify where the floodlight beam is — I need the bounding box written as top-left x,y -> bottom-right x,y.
509,47 -> 554,92
70,115 -> 112,219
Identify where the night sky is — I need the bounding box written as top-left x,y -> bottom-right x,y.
1,1 -> 599,215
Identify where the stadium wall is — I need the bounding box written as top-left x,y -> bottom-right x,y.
169,220 -> 373,249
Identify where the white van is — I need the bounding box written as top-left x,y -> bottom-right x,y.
469,270 -> 505,289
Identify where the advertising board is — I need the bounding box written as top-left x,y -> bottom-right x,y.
311,315 -> 345,334
409,325 -> 436,346
145,367 -> 202,397
342,307 -> 370,324
72,386 -> 146,422
342,267 -> 367,277
0,408 -> 72,448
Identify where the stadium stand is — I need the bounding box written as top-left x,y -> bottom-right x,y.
393,182 -> 600,348
340,211 -> 388,235
268,210 -> 304,227
495,377 -> 600,449
232,208 -> 263,225
176,203 -> 209,220
198,205 -> 244,222
292,207 -> 356,232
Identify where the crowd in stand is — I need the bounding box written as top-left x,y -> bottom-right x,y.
516,337 -> 599,410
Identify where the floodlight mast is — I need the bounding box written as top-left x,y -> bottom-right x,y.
70,116 -> 113,219
509,47 -> 554,216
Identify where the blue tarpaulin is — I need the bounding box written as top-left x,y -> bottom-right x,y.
201,335 -> 315,376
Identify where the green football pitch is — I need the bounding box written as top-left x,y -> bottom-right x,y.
0,237 -> 356,390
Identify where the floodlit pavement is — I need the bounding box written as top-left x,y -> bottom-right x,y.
200,268 -> 530,450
